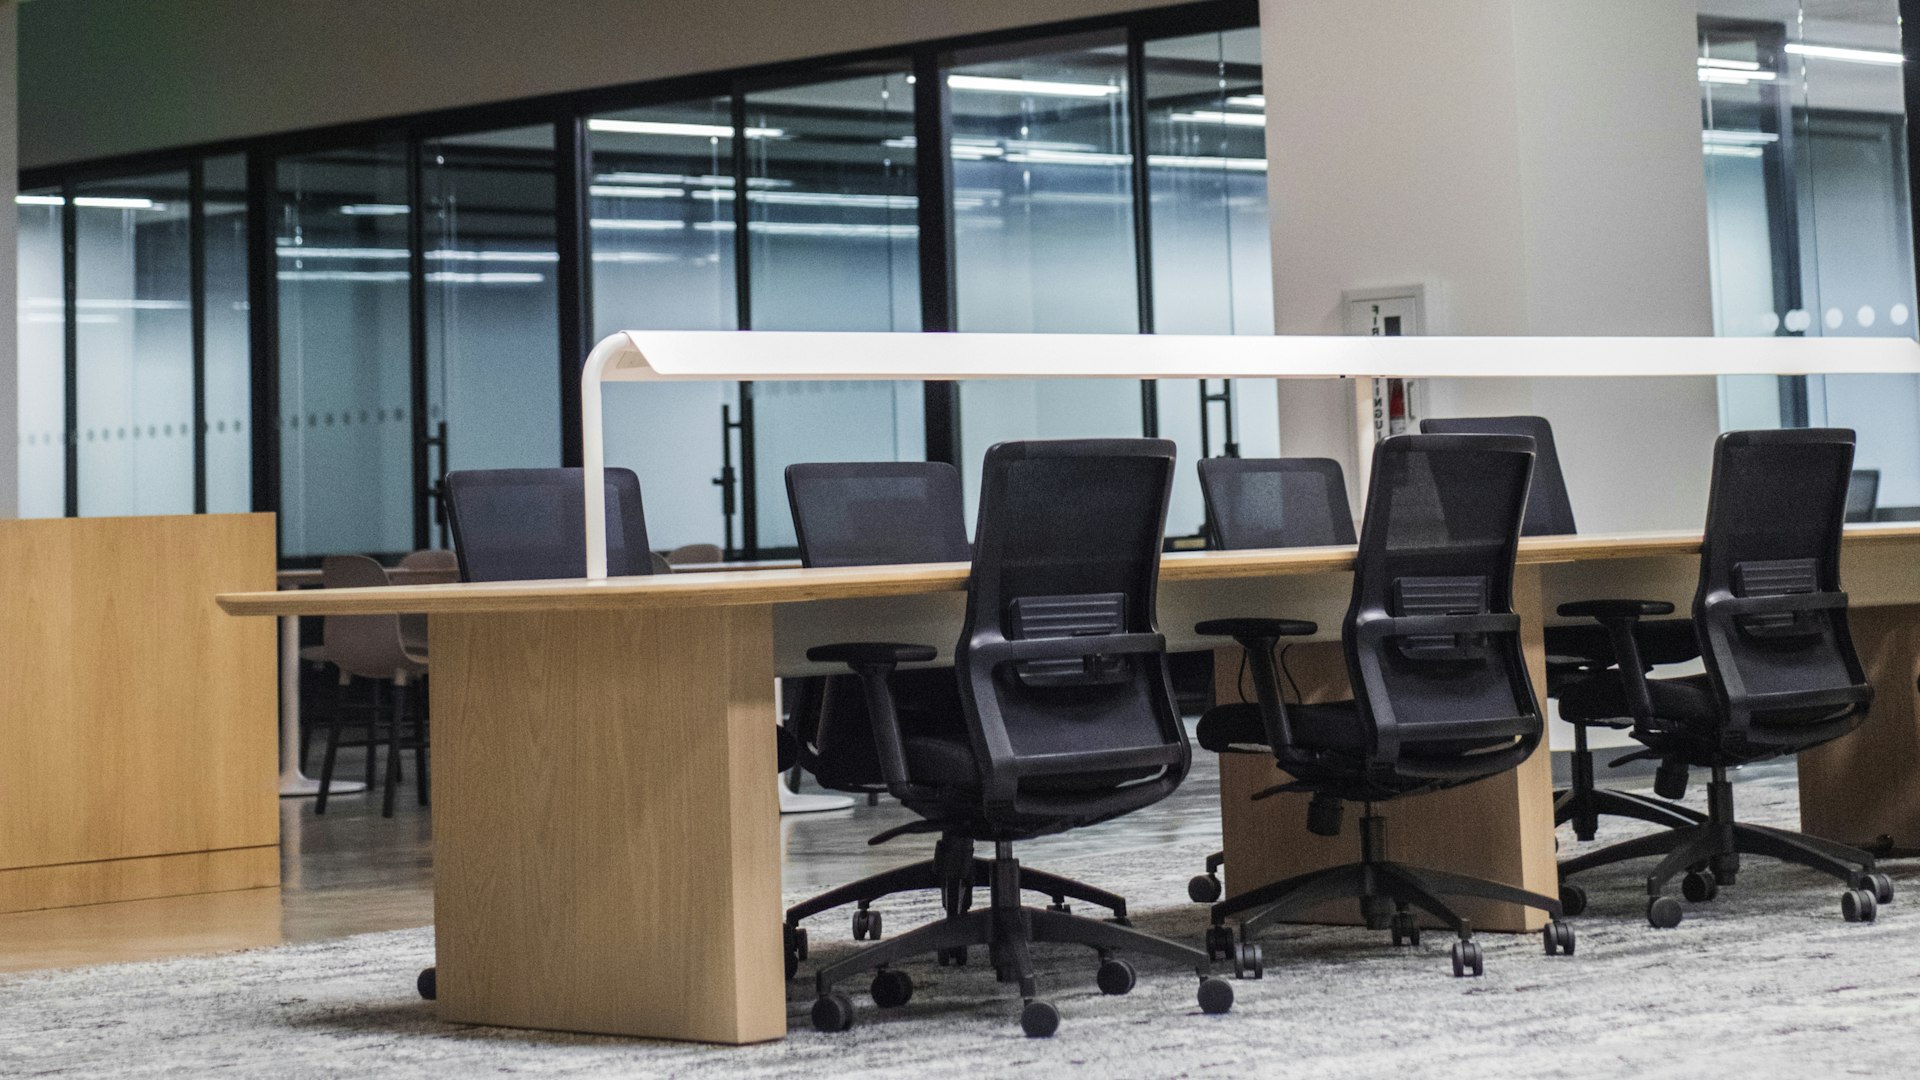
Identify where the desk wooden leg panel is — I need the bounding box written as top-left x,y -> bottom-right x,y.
1799,604 -> 1920,854
429,605 -> 784,1044
1215,566 -> 1558,933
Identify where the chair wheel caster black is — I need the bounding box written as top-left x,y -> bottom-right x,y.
812,990 -> 856,1033
1647,895 -> 1684,928
1188,873 -> 1223,904
1855,872 -> 1894,905
1558,882 -> 1587,917
1047,901 -> 1071,915
1542,919 -> 1575,956
1232,942 -> 1263,979
870,968 -> 914,1008
1197,975 -> 1235,1015
1020,999 -> 1060,1038
1449,939 -> 1483,978
416,966 -> 436,1001
1390,911 -> 1421,947
1682,869 -> 1719,903
851,908 -> 882,940
936,945 -> 968,967
1096,957 -> 1136,995
1205,924 -> 1235,961
1842,888 -> 1879,923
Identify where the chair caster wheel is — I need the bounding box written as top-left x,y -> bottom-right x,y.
1197,975 -> 1235,1015
1390,912 -> 1421,947
1205,925 -> 1235,962
1542,920 -> 1575,956
1842,888 -> 1878,923
1188,873 -> 1223,904
1558,882 -> 1587,917
936,945 -> 968,967
1855,872 -> 1894,905
1020,999 -> 1060,1038
1047,901 -> 1071,915
1232,942 -> 1263,980
416,966 -> 436,1001
870,968 -> 913,1008
811,990 -> 856,1033
1096,957 -> 1136,995
1682,869 -> 1719,903
1449,939 -> 1483,978
1648,895 -> 1684,929
851,908 -> 882,940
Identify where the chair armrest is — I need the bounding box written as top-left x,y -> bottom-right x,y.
1195,617 -> 1318,640
971,632 -> 1163,667
1557,599 -> 1674,620
805,641 -> 935,799
806,642 -> 938,666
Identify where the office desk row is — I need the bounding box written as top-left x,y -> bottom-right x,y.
216,524 -> 1920,1045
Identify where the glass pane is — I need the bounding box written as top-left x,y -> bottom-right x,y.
74,171 -> 194,517
744,69 -> 922,551
276,141 -> 414,558
204,154 -> 252,514
588,99 -> 740,552
1144,27 -> 1279,540
422,125 -> 563,548
16,188 -> 66,518
947,32 -> 1141,519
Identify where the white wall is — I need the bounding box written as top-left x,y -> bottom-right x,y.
20,0 -> 1172,169
1261,0 -> 1720,533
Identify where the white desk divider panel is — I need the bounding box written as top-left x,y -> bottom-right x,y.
579,330 -> 1920,578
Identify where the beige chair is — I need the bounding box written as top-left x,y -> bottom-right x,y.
665,542 -> 723,567
315,555 -> 429,818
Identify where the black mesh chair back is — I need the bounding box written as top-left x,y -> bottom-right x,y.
444,468 -> 654,582
1420,415 -> 1576,536
1343,433 -> 1542,778
785,462 -> 970,567
955,439 -> 1189,817
1846,468 -> 1880,523
1694,429 -> 1871,748
1198,457 -> 1355,550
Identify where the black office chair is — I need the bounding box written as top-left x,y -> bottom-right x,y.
803,439 -> 1236,1036
1554,429 -> 1890,928
781,462 -> 1134,977
422,468 -> 797,1003
1847,468 -> 1881,523
1422,415 -> 1702,842
1195,433 -> 1573,978
1186,457 -> 1356,905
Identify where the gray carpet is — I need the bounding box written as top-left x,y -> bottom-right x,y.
6,771 -> 1919,1079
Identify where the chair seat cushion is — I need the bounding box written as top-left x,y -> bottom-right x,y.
1557,672 -> 1715,725
902,734 -> 1154,793
1196,701 -> 1372,754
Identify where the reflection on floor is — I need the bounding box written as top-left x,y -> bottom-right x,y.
0,738 -> 1692,975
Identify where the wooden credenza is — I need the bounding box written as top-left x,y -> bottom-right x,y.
0,514 -> 278,913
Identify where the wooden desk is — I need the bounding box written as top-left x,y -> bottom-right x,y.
5,514 -> 277,915
215,524 -> 1920,1044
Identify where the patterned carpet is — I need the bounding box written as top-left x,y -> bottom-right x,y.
5,769 -> 1918,1079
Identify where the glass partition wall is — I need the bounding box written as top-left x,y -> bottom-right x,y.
15,2 -> 1287,561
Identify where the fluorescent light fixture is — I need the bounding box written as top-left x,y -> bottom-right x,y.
338,203 -> 410,216
278,270 -> 412,283
587,118 -> 784,139
1169,110 -> 1267,127
947,74 -> 1120,98
1698,57 -> 1762,72
1698,68 -> 1777,84
1225,94 -> 1265,108
1004,149 -> 1131,166
425,249 -> 560,263
424,271 -> 546,285
16,194 -> 163,210
1148,154 -> 1269,172
1784,42 -> 1903,66
588,185 -> 687,200
1703,145 -> 1765,158
590,251 -> 677,265
748,191 -> 915,209
590,218 -> 689,232
275,244 -> 410,260
1703,129 -> 1779,146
